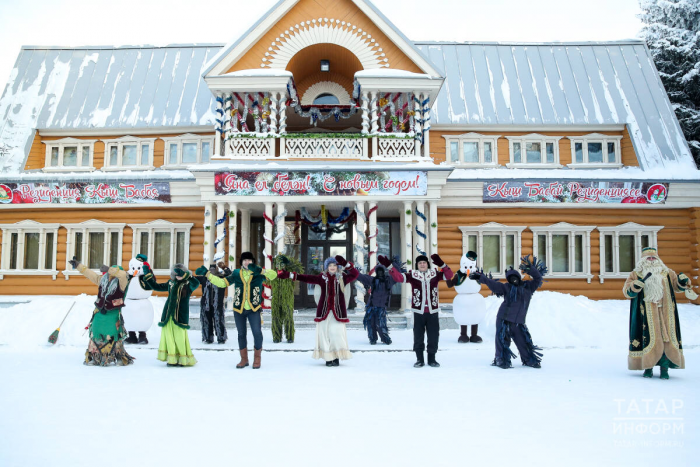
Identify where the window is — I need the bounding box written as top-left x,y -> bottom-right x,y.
62,221 -> 125,277
597,223 -> 662,282
459,223 -> 526,278
0,220 -> 60,279
443,133 -> 499,166
567,134 -> 623,168
128,220 -> 193,274
101,136 -> 155,170
506,134 -> 562,168
530,223 -> 595,282
42,138 -> 96,172
313,93 -> 340,105
162,134 -> 215,167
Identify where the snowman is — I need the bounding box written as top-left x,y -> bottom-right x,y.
121,254 -> 154,344
449,251 -> 486,343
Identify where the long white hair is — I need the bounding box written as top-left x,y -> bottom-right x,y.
634,254 -> 668,304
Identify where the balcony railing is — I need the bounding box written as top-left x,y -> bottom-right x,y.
219,134 -> 420,161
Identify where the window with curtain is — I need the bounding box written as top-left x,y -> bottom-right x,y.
88,232 -> 105,269
568,134 -> 622,166
139,232 -> 149,256
23,233 -> 40,269
597,224 -> 660,279
43,139 -> 95,170
45,233 -> 54,269
1,223 -> 59,274
153,232 -> 171,270
102,138 -> 154,169
110,232 -> 119,266
619,235 -> 636,273
459,224 -> 524,278
531,224 -> 594,279
482,235 -> 501,274
444,133 -> 499,166
163,135 -> 216,167
507,135 -> 561,166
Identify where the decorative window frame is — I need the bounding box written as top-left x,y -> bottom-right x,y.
443,133 -> 500,167
567,133 -> 624,169
128,220 -> 194,276
301,81 -> 352,105
0,220 -> 60,280
459,222 -> 526,278
101,136 -> 156,171
62,220 -> 126,279
42,137 -> 96,172
161,133 -> 216,168
505,133 -> 563,168
529,222 -> 595,282
597,222 -> 663,283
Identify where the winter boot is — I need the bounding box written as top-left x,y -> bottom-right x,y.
236,349 -> 249,369
125,331 -> 138,344
470,325 -> 483,343
326,361 -> 334,367
427,353 -> 440,368
370,340 -> 377,345
522,360 -> 541,369
332,358 -> 340,367
660,367 -> 670,380
217,339 -> 226,344
205,337 -> 214,344
137,332 -> 148,345
458,325 -> 470,343
287,338 -> 294,344
643,369 -> 654,378
253,349 -> 262,369
491,357 -> 512,369
414,351 -> 425,368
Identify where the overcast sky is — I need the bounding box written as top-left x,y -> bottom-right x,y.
0,0 -> 644,92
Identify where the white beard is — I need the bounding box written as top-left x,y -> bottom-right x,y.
636,260 -> 667,304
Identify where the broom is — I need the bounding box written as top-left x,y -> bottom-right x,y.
48,301 -> 76,345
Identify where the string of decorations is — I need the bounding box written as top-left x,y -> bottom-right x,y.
262,211 -> 275,263
287,79 -> 359,126
213,211 -> 228,262
298,206 -> 355,234
274,209 -> 288,254
366,204 -> 379,273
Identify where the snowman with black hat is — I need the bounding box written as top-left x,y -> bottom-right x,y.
446,251 -> 485,343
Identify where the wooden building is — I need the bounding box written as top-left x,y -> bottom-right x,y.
1,0 -> 699,309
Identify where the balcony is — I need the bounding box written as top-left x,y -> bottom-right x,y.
221,133 -> 419,161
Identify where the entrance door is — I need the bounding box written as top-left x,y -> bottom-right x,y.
298,221 -> 355,309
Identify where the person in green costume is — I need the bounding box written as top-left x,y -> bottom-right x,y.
203,251 -> 277,369
140,262 -> 200,367
623,247 -> 697,379
68,256 -> 134,367
270,254 -> 304,344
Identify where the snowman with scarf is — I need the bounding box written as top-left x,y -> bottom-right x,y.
121,254 -> 154,344
446,251 -> 486,343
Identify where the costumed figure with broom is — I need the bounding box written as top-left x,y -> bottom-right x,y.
141,262 -> 199,367
68,256 -> 134,366
203,252 -> 278,369
623,247 -> 696,379
277,255 -> 358,367
356,256 -> 405,345
470,255 -> 546,369
270,254 -> 303,343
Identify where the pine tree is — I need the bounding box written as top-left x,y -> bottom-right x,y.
639,0 -> 700,165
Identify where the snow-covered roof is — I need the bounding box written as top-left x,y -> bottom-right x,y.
0,44 -> 222,173
415,41 -> 696,172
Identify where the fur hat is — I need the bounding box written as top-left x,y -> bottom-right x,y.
240,251 -> 256,265
171,263 -> 189,280
324,257 -> 339,270
415,255 -> 430,267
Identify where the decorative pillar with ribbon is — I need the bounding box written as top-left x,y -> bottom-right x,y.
368,202 -> 378,273
275,202 -> 287,255
214,203 -> 227,263
354,201 -> 366,305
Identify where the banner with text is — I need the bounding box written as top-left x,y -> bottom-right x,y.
483,180 -> 669,204
214,171 -> 428,196
0,181 -> 171,205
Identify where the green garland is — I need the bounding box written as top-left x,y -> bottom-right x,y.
228,132 -> 414,140
270,254 -> 304,343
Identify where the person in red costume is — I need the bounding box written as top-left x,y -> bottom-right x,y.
378,254 -> 454,368
277,255 -> 359,367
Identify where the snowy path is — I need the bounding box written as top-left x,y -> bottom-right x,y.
1,345 -> 697,467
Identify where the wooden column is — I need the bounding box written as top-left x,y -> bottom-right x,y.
368,201 -> 378,273
240,208 -> 251,252
414,92 -> 422,158
214,203 -> 227,263
227,203 -> 238,310
276,202 -> 286,255
354,201 -> 366,306
204,203 -> 214,264
403,201 -> 413,312
422,95 -> 431,159
263,202 -> 274,311
429,201 -> 438,256
415,201 -> 426,260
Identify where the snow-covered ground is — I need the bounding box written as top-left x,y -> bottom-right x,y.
1,292 -> 698,466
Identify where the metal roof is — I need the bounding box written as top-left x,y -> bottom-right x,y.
415,42 -> 695,170
0,40 -> 696,175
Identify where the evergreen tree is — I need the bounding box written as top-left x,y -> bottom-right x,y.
639,0 -> 700,165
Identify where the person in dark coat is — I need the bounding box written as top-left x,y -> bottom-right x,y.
470,255 -> 547,369
356,259 -> 403,345
194,261 -> 230,344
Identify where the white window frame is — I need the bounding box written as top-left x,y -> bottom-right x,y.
62,220 -> 125,279
161,133 -> 215,168
42,137 -> 96,172
530,222 -> 595,282
101,136 -> 156,171
459,222 -> 526,278
128,220 -> 193,275
597,222 -> 663,283
443,133 -> 500,167
567,133 -> 623,169
0,220 -> 60,279
506,133 -> 563,168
